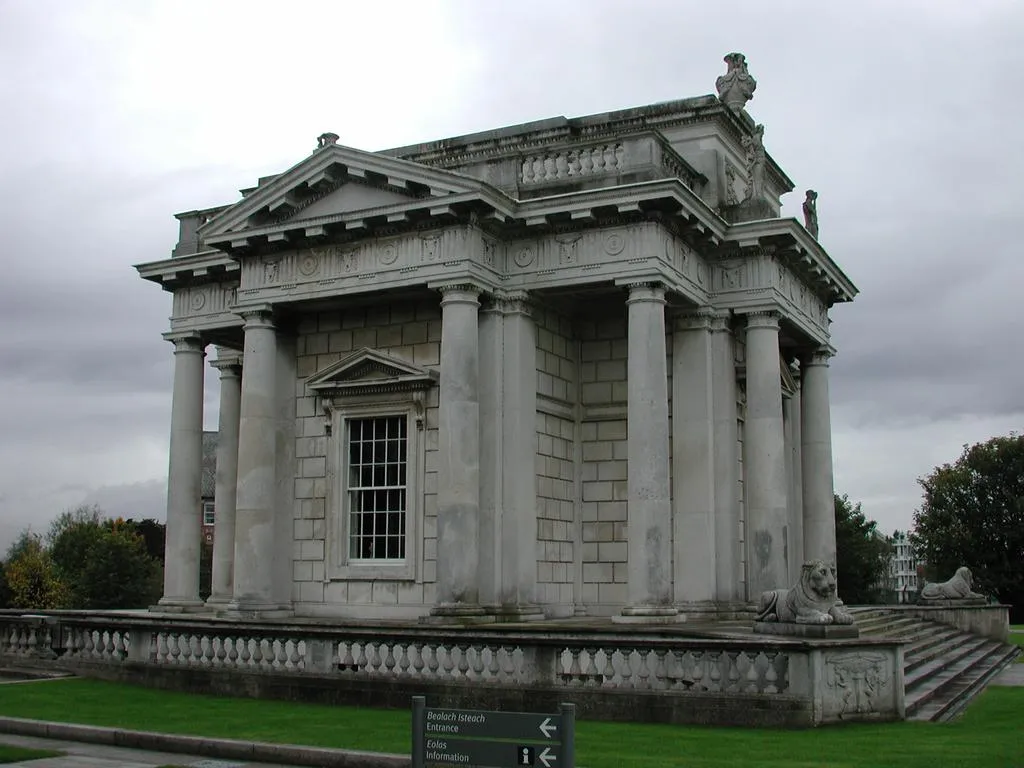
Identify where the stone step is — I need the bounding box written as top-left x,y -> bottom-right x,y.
905,633 -> 992,691
906,641 -> 1018,720
903,626 -> 965,667
856,614 -> 929,636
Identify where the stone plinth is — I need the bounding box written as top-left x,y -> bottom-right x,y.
753,621 -> 860,639
918,598 -> 987,607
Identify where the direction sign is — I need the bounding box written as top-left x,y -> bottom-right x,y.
423,708 -> 561,741
412,698 -> 575,768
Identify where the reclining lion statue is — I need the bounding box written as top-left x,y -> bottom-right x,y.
755,560 -> 855,625
920,566 -> 984,601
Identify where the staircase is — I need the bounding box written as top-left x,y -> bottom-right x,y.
849,607 -> 1021,721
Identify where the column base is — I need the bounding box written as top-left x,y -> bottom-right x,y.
219,600 -> 294,620
484,604 -> 547,623
204,595 -> 233,609
152,598 -> 208,614
612,606 -> 686,625
423,603 -> 495,625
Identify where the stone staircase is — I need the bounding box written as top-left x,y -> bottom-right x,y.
849,606 -> 1021,722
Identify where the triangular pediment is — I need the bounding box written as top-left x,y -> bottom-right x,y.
307,348 -> 437,396
200,141 -> 492,243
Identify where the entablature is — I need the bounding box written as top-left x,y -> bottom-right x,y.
135,250 -> 239,292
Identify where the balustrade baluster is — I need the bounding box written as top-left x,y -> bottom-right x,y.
339,642 -> 356,673
707,650 -> 722,691
726,651 -> 741,693
441,644 -> 455,680
652,649 -> 668,691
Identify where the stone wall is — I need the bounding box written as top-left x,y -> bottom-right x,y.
292,299 -> 441,617
534,305 -> 577,613
577,306 -> 629,613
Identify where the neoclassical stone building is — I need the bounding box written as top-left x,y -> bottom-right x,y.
138,55 -> 856,622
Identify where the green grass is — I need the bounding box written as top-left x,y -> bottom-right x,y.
1009,631 -> 1024,662
0,744 -> 63,763
1,679 -> 1024,768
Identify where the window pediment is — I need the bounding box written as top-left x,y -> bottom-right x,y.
307,348 -> 437,398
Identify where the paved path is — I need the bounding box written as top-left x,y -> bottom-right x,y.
0,734 -> 304,767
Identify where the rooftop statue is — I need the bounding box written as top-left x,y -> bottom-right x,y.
803,190 -> 819,238
716,52 -> 757,112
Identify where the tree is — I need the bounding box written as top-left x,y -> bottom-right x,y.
125,518 -> 166,564
912,434 -> 1024,621
834,494 -> 892,604
3,533 -> 66,609
48,506 -> 162,609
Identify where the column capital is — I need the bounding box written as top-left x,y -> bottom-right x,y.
436,283 -> 483,307
211,355 -> 243,376
236,304 -> 276,329
801,346 -> 835,367
162,332 -> 206,354
625,282 -> 666,305
674,307 -> 730,332
744,309 -> 780,331
484,289 -> 532,316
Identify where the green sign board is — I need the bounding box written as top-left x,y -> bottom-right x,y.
412,697 -> 575,768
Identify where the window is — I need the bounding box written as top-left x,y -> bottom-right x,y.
202,501 -> 215,526
309,347 -> 435,583
347,415 -> 408,562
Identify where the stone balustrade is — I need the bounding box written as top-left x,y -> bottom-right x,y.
0,612 -> 902,727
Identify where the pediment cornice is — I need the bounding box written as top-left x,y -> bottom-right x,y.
199,142 -> 514,246
307,347 -> 438,398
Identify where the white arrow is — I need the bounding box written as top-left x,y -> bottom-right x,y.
538,717 -> 557,739
539,746 -> 557,767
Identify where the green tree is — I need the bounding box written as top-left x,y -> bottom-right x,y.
835,494 -> 892,604
911,434 -> 1024,621
48,506 -> 162,609
125,518 -> 166,564
3,533 -> 66,609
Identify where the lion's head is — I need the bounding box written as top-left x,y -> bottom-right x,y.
800,560 -> 838,603
954,566 -> 973,588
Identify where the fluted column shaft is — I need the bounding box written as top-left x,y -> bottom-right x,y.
207,352 -> 242,606
620,283 -> 676,618
743,311 -> 789,597
433,285 -> 483,615
801,348 -> 836,567
228,309 -> 281,613
159,333 -> 205,610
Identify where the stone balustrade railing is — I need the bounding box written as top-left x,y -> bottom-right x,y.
0,612 -> 903,726
519,134 -> 704,192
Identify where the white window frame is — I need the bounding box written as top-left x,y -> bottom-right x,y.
324,394 -> 425,582
202,501 -> 215,526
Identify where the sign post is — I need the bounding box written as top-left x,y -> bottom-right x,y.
412,697 -> 575,768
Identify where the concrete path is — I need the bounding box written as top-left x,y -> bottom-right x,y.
0,733 -> 303,767
992,663 -> 1024,686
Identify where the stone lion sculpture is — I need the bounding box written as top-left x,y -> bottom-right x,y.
920,566 -> 984,601
755,560 -> 855,625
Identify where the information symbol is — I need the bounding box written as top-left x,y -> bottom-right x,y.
517,745 -> 535,765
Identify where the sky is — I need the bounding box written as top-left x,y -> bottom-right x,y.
0,0 -> 1021,552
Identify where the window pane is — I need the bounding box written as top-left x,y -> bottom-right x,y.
347,415 -> 408,562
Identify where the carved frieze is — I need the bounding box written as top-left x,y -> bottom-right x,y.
774,261 -> 829,331
172,282 -> 238,321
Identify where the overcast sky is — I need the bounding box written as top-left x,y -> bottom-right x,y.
1,0 -> 1021,553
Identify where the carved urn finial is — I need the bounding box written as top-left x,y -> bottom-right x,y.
716,52 -> 757,112
316,132 -> 339,149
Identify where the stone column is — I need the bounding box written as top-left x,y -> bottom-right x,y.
743,311 -> 789,598
499,292 -> 542,618
801,347 -> 836,567
158,332 -> 206,611
616,283 -> 678,622
710,311 -> 741,604
432,284 -> 484,618
226,308 -> 285,616
206,351 -> 242,607
672,310 -> 716,608
787,362 -> 804,583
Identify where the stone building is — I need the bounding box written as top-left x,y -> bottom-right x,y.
137,54 -> 857,622
889,531 -> 920,604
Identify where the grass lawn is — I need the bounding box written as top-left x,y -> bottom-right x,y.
0,744 -> 63,763
1,679 -> 1024,768
1009,627 -> 1024,662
